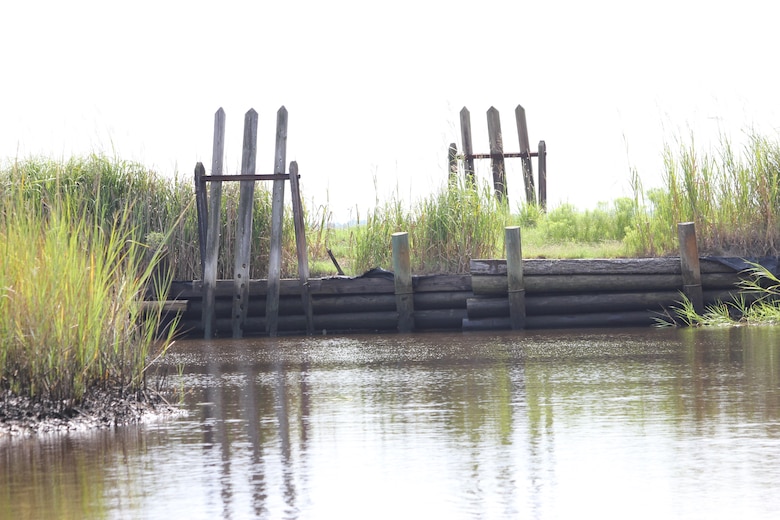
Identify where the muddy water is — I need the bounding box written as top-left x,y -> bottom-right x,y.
3,327 -> 780,519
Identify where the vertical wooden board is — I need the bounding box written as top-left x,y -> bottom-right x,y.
194,162 -> 208,280
231,109 -> 259,338
678,222 -> 704,314
266,106 -> 288,336
392,232 -> 414,332
289,161 -> 314,334
505,226 -> 526,329
538,140 -> 547,212
460,107 -> 475,183
202,107 -> 226,339
515,105 -> 536,205
487,107 -> 507,201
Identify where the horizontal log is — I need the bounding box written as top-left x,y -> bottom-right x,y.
466,289 -> 747,318
470,257 -> 738,276
471,272 -> 742,295
462,310 -> 656,331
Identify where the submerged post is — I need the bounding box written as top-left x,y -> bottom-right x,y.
231,109 -> 259,339
392,232 -> 415,333
289,160 -> 314,335
505,226 -> 526,329
266,106 -> 288,337
678,222 -> 704,315
202,108 -> 226,338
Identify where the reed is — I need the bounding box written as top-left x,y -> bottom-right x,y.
0,173 -> 176,403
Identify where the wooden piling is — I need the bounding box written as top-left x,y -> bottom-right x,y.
231,109 -> 259,339
194,163 -> 208,279
505,226 -> 526,329
678,222 -> 704,314
202,108 -> 226,339
392,232 -> 415,332
289,160 -> 314,334
515,105 -> 536,205
266,106 -> 288,337
538,140 -> 547,211
487,107 -> 507,202
460,107 -> 475,184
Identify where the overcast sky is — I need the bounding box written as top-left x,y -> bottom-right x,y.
3,0 -> 779,222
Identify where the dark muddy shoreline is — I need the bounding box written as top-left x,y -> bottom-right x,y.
0,389 -> 181,438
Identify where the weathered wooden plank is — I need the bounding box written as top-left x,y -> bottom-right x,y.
460,107 -> 475,183
470,257 -> 738,276
471,272 -> 742,295
392,232 -> 415,332
231,109 -> 259,339
202,107 -> 226,339
414,274 -> 472,292
515,104 -> 535,204
266,106 -> 288,337
487,106 -> 507,201
289,161 -> 313,334
538,140 -> 547,211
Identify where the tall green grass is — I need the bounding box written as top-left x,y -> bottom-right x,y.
0,176 -> 176,402
627,132 -> 780,257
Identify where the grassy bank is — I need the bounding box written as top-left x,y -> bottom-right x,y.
0,163 -> 176,403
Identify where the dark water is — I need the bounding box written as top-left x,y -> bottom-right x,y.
3,327 -> 780,519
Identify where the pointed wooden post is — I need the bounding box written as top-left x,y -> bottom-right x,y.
538,140 -> 547,212
392,232 -> 414,333
289,160 -> 313,334
505,226 -> 526,329
678,222 -> 704,315
266,106 -> 288,337
231,109 -> 258,338
202,108 -> 226,339
487,107 -> 507,202
460,107 -> 475,184
515,105 -> 536,205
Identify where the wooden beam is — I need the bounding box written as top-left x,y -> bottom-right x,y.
487,107 -> 507,201
289,160 -> 314,334
515,105 -> 536,204
392,232 -> 415,332
266,106 -> 288,337
678,222 -> 704,314
202,107 -> 226,338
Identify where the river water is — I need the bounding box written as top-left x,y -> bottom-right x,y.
2,327 -> 780,519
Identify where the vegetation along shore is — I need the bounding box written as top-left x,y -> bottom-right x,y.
3,130 -> 780,434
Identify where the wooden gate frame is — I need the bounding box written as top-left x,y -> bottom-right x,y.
194,106 -> 313,339
448,105 -> 547,209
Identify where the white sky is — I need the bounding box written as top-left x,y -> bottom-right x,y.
2,0 -> 780,223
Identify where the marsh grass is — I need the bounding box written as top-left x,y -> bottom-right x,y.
627,132 -> 780,257
0,176 -> 177,403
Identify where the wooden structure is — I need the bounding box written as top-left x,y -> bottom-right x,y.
156,223 -> 753,336
449,105 -> 547,209
194,107 -> 311,339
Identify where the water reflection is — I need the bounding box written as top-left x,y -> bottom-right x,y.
3,327 -> 780,519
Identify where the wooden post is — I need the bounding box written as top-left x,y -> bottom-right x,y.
460,107 -> 475,184
266,106 -> 288,337
538,140 -> 547,212
289,160 -> 314,335
515,105 -> 536,205
231,109 -> 259,339
202,107 -> 226,339
505,226 -> 526,329
678,222 -> 704,315
392,232 -> 414,332
487,107 -> 507,202
194,163 -> 208,280
448,143 -> 458,184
